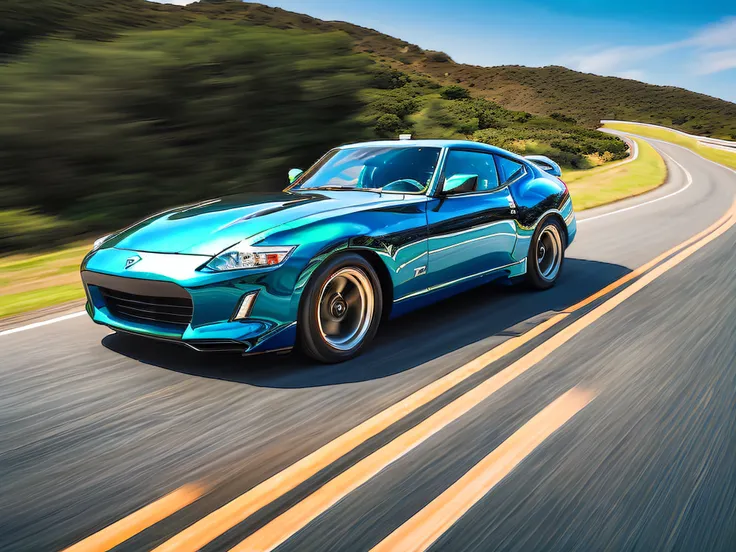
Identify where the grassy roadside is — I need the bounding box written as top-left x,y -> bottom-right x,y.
0,136 -> 667,320
602,122 -> 736,171
563,136 -> 667,211
0,245 -> 89,318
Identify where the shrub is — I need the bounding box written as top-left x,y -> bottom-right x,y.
369,96 -> 419,118
370,65 -> 409,89
426,50 -> 452,63
457,118 -> 479,135
440,85 -> 470,100
550,112 -> 577,124
374,114 -> 403,137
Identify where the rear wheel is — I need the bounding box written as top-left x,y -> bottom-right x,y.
298,253 -> 383,363
525,217 -> 565,290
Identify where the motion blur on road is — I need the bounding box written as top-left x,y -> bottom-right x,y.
2,1 -> 736,551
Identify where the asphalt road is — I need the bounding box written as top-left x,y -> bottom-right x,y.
2,137 -> 736,551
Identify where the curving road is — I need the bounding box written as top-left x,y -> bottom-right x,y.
2,136 -> 736,551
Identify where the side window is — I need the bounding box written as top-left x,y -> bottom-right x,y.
441,150 -> 499,193
496,156 -> 526,185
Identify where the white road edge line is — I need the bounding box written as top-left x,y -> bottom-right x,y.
578,149 -> 693,224
597,129 -> 639,168
630,134 -> 736,177
0,311 -> 86,337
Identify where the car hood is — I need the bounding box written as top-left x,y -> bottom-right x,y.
109,190 -> 406,256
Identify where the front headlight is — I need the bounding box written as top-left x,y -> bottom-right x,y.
92,234 -> 112,252
206,243 -> 295,271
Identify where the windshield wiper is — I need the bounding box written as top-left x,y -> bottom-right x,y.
304,186 -> 383,193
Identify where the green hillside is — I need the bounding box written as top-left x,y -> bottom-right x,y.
0,0 -> 630,252
3,0 -> 734,139
203,2 -> 736,138
173,1 -> 736,139
407,63 -> 736,139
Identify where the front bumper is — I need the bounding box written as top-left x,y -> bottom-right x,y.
81,248 -> 301,354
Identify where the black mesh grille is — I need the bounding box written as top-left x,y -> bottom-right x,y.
99,287 -> 193,329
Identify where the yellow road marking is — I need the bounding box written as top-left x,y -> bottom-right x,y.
371,388 -> 595,552
153,201 -> 736,552
566,203 -> 734,312
151,314 -> 566,552
229,200 -> 736,551
60,485 -> 203,552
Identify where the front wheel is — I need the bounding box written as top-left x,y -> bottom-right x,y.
525,217 -> 566,290
298,253 -> 383,363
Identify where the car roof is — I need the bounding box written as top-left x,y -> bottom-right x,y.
338,139 -> 517,158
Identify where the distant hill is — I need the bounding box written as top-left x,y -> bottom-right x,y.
400,62 -> 736,139
186,1 -> 736,139
3,0 -> 734,138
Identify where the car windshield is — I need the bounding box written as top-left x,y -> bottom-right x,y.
291,146 -> 441,193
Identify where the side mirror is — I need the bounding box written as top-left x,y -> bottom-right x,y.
441,174 -> 478,195
288,168 -> 304,184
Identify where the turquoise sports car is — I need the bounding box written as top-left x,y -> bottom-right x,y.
81,140 -> 576,362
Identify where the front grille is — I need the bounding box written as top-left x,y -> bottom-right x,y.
99,287 -> 193,329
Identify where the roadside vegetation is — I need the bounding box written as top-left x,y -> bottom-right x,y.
563,137 -> 667,211
602,123 -> 736,171
0,24 -> 371,252
0,244 -> 88,318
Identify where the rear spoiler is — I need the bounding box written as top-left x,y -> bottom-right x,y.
524,155 -> 562,177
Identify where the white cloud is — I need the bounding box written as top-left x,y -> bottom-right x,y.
615,69 -> 646,81
570,46 -> 631,74
565,16 -> 736,81
695,49 -> 736,75
690,17 -> 736,48
567,43 -> 676,78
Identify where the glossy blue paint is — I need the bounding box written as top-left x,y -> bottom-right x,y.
425,191 -> 517,289
81,140 -> 576,354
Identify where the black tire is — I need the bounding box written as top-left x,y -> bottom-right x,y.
525,217 -> 566,290
298,253 -> 383,363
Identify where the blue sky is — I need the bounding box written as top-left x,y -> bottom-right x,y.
156,0 -> 736,102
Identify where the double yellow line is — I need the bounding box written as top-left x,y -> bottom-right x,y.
63,199 -> 736,552
371,387 -> 595,552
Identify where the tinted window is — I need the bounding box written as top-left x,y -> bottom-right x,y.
292,146 -> 441,193
442,150 -> 499,192
496,156 -> 526,185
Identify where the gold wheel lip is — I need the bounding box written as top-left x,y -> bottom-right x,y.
537,225 -> 563,281
317,267 -> 374,351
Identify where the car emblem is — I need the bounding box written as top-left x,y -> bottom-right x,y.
125,255 -> 141,269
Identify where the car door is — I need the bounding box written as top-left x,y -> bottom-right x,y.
425,149 -> 518,289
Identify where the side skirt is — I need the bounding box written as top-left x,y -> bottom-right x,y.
389,258 -> 527,319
